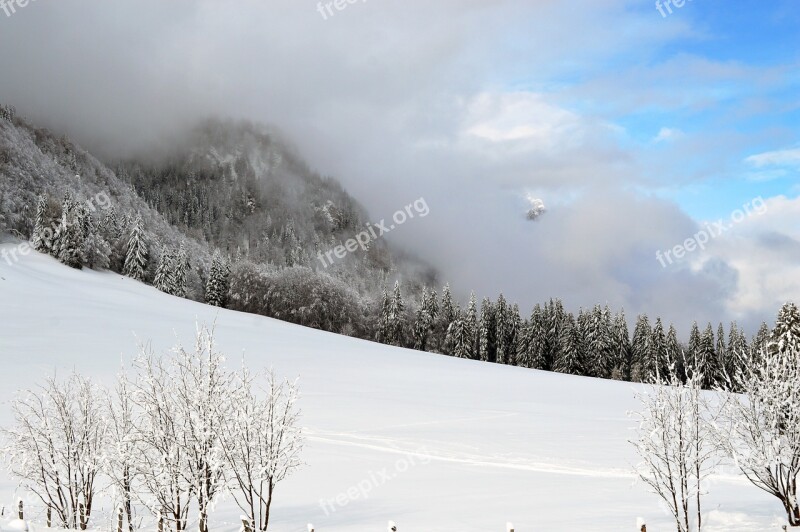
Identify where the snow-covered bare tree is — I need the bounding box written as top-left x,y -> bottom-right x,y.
2,373 -> 107,530
105,371 -> 139,532
714,302 -> 800,526
220,368 -> 303,531
171,326 -> 232,532
130,326 -> 233,532
631,365 -> 716,532
130,348 -> 194,532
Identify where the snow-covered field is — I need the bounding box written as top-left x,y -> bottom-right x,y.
0,244 -> 784,531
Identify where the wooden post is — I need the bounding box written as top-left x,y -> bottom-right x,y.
117,506 -> 124,532
47,507 -> 52,527
157,511 -> 164,532
640,524 -> 647,532
17,500 -> 23,520
79,502 -> 86,529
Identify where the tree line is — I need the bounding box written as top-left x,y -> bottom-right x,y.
27,193 -> 771,389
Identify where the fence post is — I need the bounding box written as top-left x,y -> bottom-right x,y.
157,511 -> 164,532
17,500 -> 23,520
47,507 -> 52,527
117,506 -> 124,532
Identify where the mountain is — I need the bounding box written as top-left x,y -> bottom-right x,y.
0,108 -> 434,314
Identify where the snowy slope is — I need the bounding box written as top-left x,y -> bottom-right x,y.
0,244 -> 783,532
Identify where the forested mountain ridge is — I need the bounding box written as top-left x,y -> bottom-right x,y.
0,107 -> 435,309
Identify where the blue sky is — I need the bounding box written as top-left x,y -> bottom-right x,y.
544,0 -> 800,220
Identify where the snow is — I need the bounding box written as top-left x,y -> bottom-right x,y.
0,244 -> 787,531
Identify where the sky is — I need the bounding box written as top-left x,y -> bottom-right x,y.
0,0 -> 798,334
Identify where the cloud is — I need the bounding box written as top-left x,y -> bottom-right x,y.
654,128 -> 683,143
0,0 -> 797,334
745,147 -> 800,168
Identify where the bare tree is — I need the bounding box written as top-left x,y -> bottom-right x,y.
2,373 -> 106,529
220,368 -> 303,531
130,348 -> 194,532
631,365 -> 716,532
105,371 -> 139,532
170,326 -> 232,532
714,303 -> 800,526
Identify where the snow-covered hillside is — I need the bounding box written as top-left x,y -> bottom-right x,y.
0,245 -> 782,531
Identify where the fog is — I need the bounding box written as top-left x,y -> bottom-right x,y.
1,0 -> 798,334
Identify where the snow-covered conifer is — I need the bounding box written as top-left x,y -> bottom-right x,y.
205,251 -> 231,308
123,215 -> 148,282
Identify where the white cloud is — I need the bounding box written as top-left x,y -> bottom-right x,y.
463,92 -> 584,148
745,147 -> 800,168
654,127 -> 683,143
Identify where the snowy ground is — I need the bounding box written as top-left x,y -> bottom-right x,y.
0,244 -> 786,531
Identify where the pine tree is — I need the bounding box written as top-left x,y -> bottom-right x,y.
31,195 -> 51,253
649,318 -> 667,382
516,317 -> 534,369
584,305 -> 613,378
541,299 -> 567,371
611,310 -> 631,380
716,322 -> 730,382
516,306 -> 541,369
205,252 -> 231,308
665,324 -> 681,381
556,313 -> 585,375
464,292 -> 479,359
440,284 -> 456,325
478,298 -> 497,363
54,197 -> 85,269
445,308 -> 473,358
698,323 -> 717,388
123,215 -> 148,282
172,242 -> 189,297
387,281 -> 406,347
376,287 -> 391,344
435,284 -> 456,352
687,321 -> 701,378
770,302 -> 800,356
496,299 -> 520,365
726,321 -> 749,390
413,288 -> 437,352
154,245 -> 174,293
752,321 -> 771,366
81,229 -> 111,270
631,315 -> 652,382
494,294 -> 510,364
